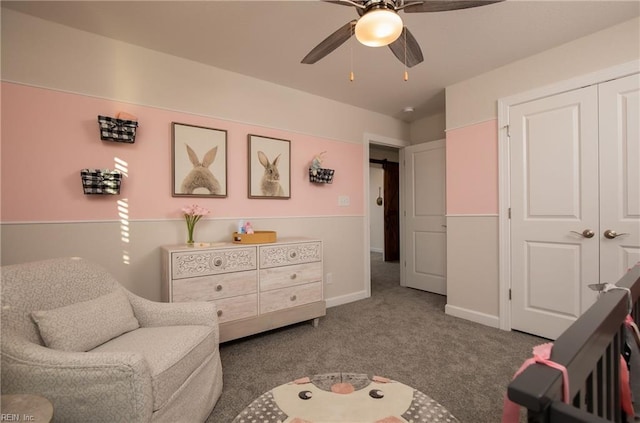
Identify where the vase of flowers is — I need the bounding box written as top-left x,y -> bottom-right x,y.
182,204 -> 210,245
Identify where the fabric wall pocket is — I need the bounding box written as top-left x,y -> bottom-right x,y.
81,169 -> 122,195
309,167 -> 335,184
97,113 -> 138,143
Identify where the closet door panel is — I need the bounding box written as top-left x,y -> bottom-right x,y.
509,86 -> 599,340
599,74 -> 640,283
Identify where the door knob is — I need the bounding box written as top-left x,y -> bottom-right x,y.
570,229 -> 595,238
604,229 -> 629,239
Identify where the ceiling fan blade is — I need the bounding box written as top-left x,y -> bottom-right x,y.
323,0 -> 366,15
388,27 -> 424,68
323,0 -> 365,7
301,20 -> 356,64
403,0 -> 504,13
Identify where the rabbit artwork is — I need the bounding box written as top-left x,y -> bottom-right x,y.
180,144 -> 222,195
258,151 -> 285,197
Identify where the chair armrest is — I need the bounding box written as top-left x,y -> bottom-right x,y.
1,336 -> 153,423
125,290 -> 219,328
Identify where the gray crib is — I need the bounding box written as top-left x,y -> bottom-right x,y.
508,265 -> 640,422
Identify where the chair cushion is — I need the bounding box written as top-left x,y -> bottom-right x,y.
31,289 -> 139,352
91,325 -> 216,411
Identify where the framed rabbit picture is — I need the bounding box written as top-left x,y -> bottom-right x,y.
172,122 -> 227,197
248,134 -> 291,199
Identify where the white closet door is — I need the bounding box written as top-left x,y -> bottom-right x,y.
509,86 -> 600,340
599,74 -> 640,283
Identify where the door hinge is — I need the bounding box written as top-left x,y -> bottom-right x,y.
509,289 -> 512,300
508,207 -> 511,219
506,124 -> 511,137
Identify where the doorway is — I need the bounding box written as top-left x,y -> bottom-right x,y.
370,156 -> 400,261
369,144 -> 401,291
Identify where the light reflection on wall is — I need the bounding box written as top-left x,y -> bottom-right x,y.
114,157 -> 129,177
115,157 -> 130,265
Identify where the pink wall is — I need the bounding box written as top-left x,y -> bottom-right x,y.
1,83 -> 364,222
446,120 -> 498,215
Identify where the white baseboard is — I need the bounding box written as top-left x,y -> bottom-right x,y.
370,248 -> 383,253
326,290 -> 369,308
445,304 -> 500,329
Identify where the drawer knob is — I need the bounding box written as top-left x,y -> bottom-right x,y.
290,273 -> 297,280
289,251 -> 297,259
213,258 -> 223,267
216,284 -> 223,292
290,295 -> 297,301
217,310 -> 223,317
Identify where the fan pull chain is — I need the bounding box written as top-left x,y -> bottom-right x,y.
350,22 -> 355,82
403,28 -> 409,82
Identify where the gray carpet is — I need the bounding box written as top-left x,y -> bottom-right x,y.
206,252 -> 543,422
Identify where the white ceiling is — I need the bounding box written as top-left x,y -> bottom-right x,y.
3,1 -> 639,122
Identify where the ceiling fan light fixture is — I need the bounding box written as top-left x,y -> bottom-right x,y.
355,8 -> 403,47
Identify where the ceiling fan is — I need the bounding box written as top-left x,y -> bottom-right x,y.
301,0 -> 504,68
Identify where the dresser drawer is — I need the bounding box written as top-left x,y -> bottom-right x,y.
172,246 -> 256,279
214,294 -> 258,323
259,241 -> 321,268
260,282 -> 322,314
260,262 -> 322,292
172,270 -> 257,302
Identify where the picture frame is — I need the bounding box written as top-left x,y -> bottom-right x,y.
248,134 -> 291,199
172,122 -> 227,197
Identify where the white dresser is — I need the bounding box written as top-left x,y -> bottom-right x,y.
161,238 -> 325,342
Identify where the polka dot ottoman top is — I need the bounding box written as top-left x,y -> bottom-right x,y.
232,372 -> 459,423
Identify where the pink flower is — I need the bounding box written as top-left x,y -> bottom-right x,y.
182,204 -> 210,217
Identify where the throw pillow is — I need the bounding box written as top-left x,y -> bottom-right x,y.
31,289 -> 140,351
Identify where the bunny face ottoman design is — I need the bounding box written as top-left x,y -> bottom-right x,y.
232,373 -> 459,423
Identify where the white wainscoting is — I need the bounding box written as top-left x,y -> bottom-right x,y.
445,215 -> 500,327
1,216 -> 366,307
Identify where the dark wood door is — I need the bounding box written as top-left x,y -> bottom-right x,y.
383,161 -> 400,261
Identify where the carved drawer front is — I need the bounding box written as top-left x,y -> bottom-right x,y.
259,282 -> 322,314
172,247 -> 256,279
260,262 -> 322,292
172,270 -> 257,302
214,294 -> 258,323
259,241 -> 321,269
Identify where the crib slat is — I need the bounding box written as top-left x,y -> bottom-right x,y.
604,342 -> 613,419
595,357 -> 603,417
585,372 -> 593,413
613,328 -> 622,423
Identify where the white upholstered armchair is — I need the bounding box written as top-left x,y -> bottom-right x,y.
1,257 -> 223,422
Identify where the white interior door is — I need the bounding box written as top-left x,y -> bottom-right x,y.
509,86 -> 600,340
404,140 -> 446,295
599,74 -> 640,282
